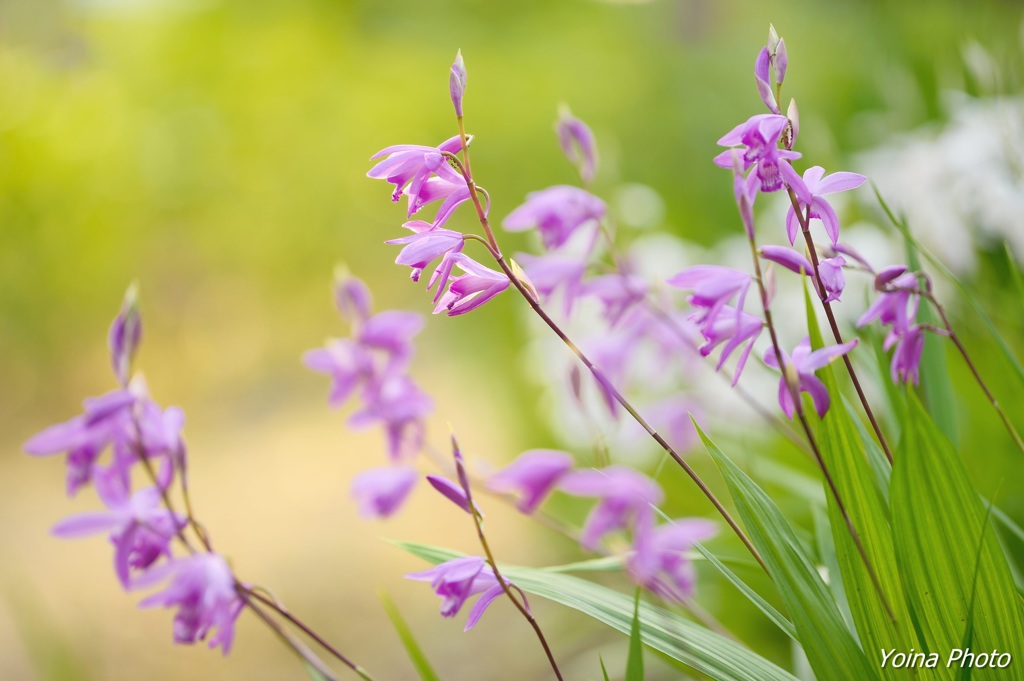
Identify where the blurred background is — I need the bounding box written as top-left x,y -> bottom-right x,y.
3,0 -> 1024,679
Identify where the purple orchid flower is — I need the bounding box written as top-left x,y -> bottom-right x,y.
764,337 -> 858,418
135,553 -> 244,654
755,47 -> 781,115
350,466 -> 419,519
367,136 -> 466,205
515,252 -> 587,316
627,517 -> 717,602
784,166 -> 865,245
694,305 -> 764,384
488,449 -> 574,514
302,340 -> 373,407
386,221 -> 465,297
349,374 -> 433,462
52,468 -> 184,588
503,185 -> 606,250
433,254 -> 510,317
582,273 -> 649,326
426,474 -> 479,515
714,114 -> 802,194
24,388 -> 136,496
559,466 -> 664,550
357,310 -> 425,371
556,106 -> 598,184
667,266 -> 751,327
406,556 -> 517,631
857,267 -> 930,385
888,324 -> 926,385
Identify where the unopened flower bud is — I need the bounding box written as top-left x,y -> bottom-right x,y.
768,24 -> 781,54
775,38 -> 788,85
875,265 -> 909,289
450,49 -> 467,117
556,105 -> 599,184
333,265 -> 373,324
109,282 -> 142,387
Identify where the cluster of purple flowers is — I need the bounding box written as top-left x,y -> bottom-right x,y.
304,271 -> 433,518
489,450 -> 717,602
24,287 -> 244,653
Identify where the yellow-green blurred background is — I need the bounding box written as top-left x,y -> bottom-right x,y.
3,0 -> 1024,679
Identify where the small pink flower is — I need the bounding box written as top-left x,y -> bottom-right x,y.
433,254 -> 510,316
351,466 -> 419,519
488,449 -> 574,514
406,556 -> 517,631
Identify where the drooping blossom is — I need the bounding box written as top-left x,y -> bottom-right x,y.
582,273 -> 649,326
303,340 -> 373,407
667,266 -> 762,384
857,266 -> 929,385
350,466 -> 419,519
136,553 -> 244,654
627,517 -> 717,602
488,449 -> 574,514
386,221 -> 465,295
51,467 -> 184,588
349,374 -> 433,462
559,466 -> 664,550
367,136 -> 466,208
784,166 -> 866,245
433,253 -> 510,316
763,337 -> 858,418
503,185 -> 606,250
450,50 -> 467,117
356,310 -> 425,371
515,252 -> 587,315
556,106 -> 598,184
714,114 -> 802,194
406,556 -> 518,631
759,245 -> 846,303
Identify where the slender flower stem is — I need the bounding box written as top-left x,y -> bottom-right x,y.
241,587 -> 374,679
453,148 -> 766,574
922,291 -> 1024,455
451,438 -> 565,681
786,188 -> 895,465
745,237 -> 898,627
240,591 -> 343,681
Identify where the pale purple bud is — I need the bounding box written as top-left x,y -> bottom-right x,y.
786,99 -> 799,149
875,265 -> 909,289
775,38 -> 788,85
818,256 -> 846,303
450,50 -> 467,117
333,267 -> 373,324
110,282 -> 142,387
767,24 -> 780,54
426,474 -> 480,516
556,106 -> 599,184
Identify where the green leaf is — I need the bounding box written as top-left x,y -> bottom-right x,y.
625,590 -> 644,681
694,422 -> 878,681
395,542 -> 800,681
379,591 -> 442,681
542,556 -> 625,573
600,657 -> 612,681
891,393 -> 1024,677
804,279 -> 918,677
693,542 -> 796,640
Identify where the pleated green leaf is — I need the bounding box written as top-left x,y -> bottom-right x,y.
803,280 -> 919,679
695,422 -> 878,681
396,542 -> 799,681
891,393 -> 1024,678
625,590 -> 644,681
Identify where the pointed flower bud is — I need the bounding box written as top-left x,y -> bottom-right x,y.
556,105 -> 599,184
768,24 -> 780,54
775,38 -> 788,85
450,50 -> 467,117
109,282 -> 142,387
333,266 -> 373,324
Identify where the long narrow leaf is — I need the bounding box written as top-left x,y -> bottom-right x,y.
625,590 -> 644,681
891,393 -> 1024,676
695,422 -> 878,681
379,591 -> 442,681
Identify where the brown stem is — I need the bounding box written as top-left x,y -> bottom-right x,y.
452,149 -> 766,574
786,189 -> 895,465
241,592 -> 343,681
747,238 -> 898,627
242,587 -> 374,679
924,291 -> 1024,455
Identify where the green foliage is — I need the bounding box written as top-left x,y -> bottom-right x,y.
379,591 -> 442,681
695,421 -> 878,681
626,590 -> 644,681
890,393 -> 1024,678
